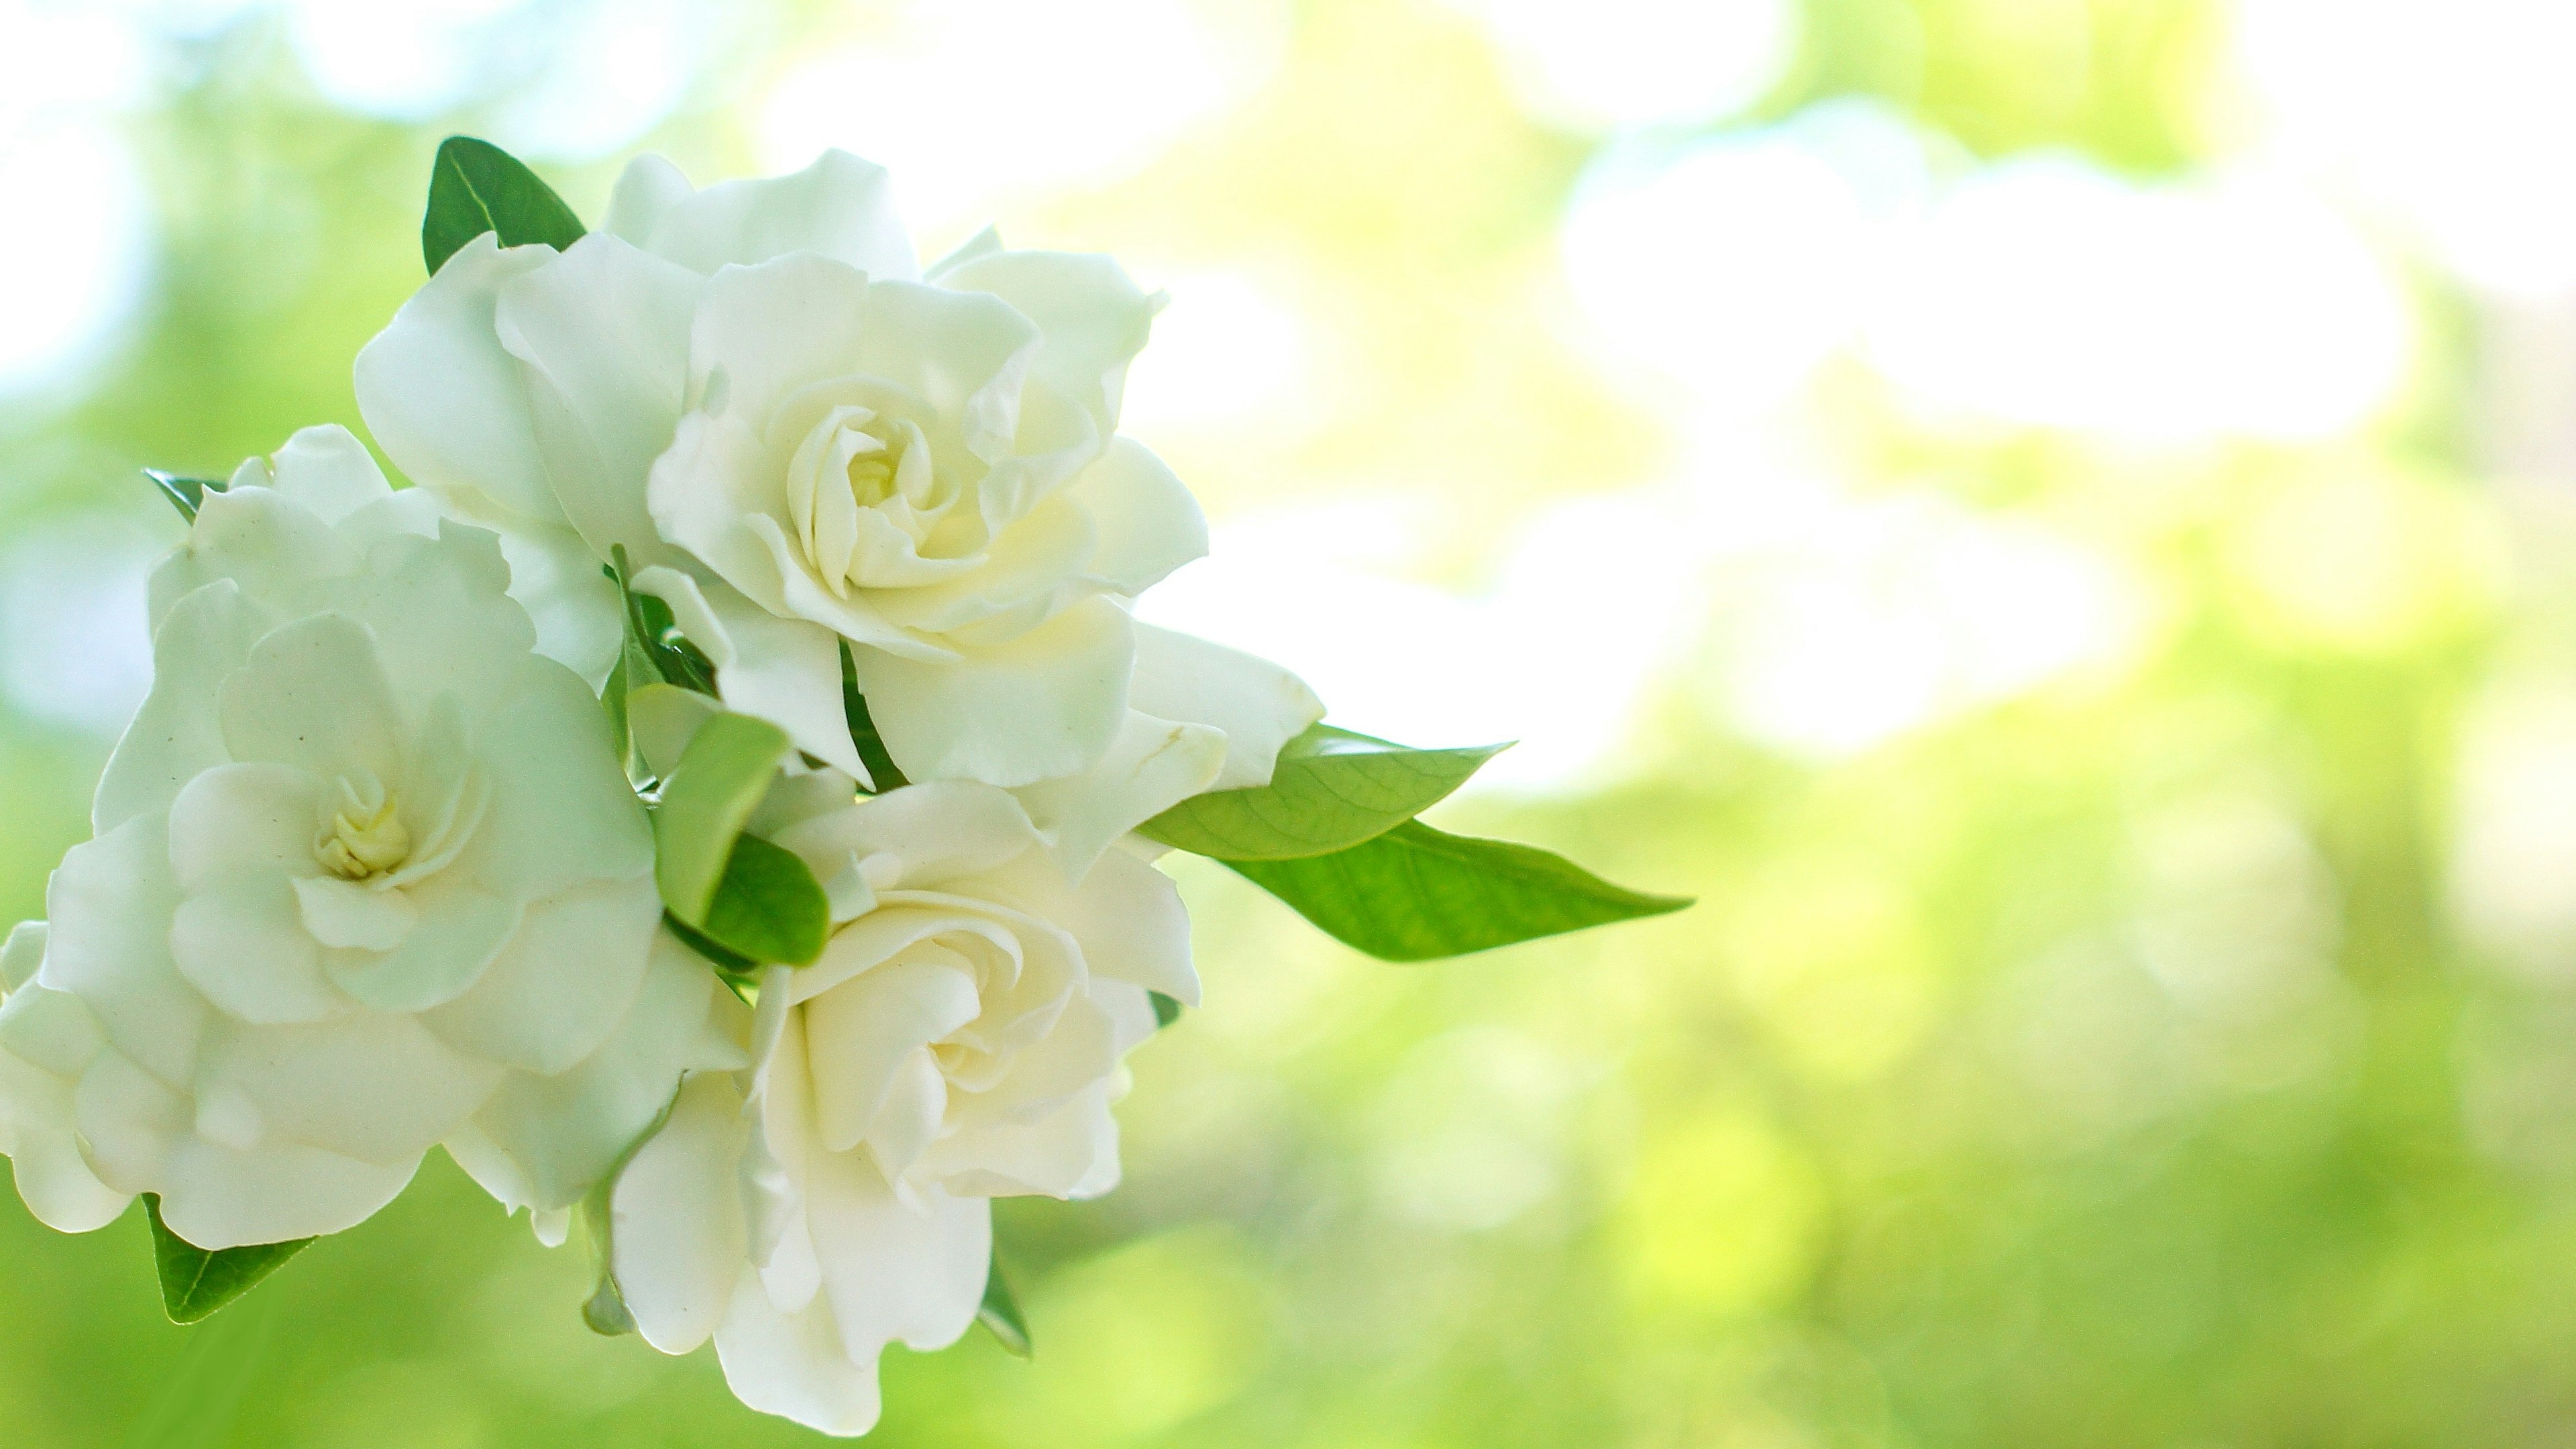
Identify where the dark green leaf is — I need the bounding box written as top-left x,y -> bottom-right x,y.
610,548 -> 718,696
654,710 -> 795,924
1150,991 -> 1183,1028
421,135 -> 585,275
144,1195 -> 315,1325
1225,820 -> 1690,961
839,642 -> 910,792
694,833 -> 830,967
664,910 -> 759,975
1142,724 -> 1507,860
978,1248 -> 1032,1358
144,469 -> 224,523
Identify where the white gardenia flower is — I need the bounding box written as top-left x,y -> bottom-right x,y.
0,427 -> 741,1249
356,148 -> 1243,796
608,780 -> 1193,1436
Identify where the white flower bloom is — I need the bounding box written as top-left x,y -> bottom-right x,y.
609,780 -> 1191,1436
0,922 -> 127,1232
1,427 -> 741,1249
354,148 -> 1278,796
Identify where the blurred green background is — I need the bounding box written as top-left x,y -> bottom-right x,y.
6,0 -> 2575,1443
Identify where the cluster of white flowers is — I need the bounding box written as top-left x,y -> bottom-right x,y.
0,150 -> 1326,1437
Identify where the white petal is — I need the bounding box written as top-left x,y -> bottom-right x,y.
633,567 -> 867,782
845,280 -> 1042,460
628,681 -> 722,780
460,654 -> 656,901
158,1134 -> 417,1249
319,876 -> 519,1015
602,152 -> 695,246
293,875 -> 419,953
935,247 -> 1162,443
1010,711 -> 1224,880
43,816 -> 207,1085
422,876 -> 661,1075
354,233 -> 562,523
714,1275 -> 884,1438
205,1012 -> 500,1167
265,425 -> 394,524
686,252 -> 878,429
982,847 -> 1198,1004
0,1014 -> 128,1231
217,613 -> 406,785
171,868 -> 343,1026
927,1073 -> 1122,1199
148,486 -> 351,633
853,594 -> 1134,788
1063,437 -> 1205,596
0,983 -> 101,1083
1,920 -> 44,992
775,780 -> 1044,893
166,762 -> 322,893
333,523 -> 537,723
804,1149 -> 987,1354
802,959 -> 979,1152
96,580 -> 270,833
627,148 -> 918,283
1128,622 -> 1326,790
492,233 -> 702,566
460,932 -> 743,1212
922,225 -> 1002,283
612,1067 -> 751,1354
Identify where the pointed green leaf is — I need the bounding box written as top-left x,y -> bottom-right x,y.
694,833 -> 830,967
978,1248 -> 1032,1358
839,642 -> 910,792
1149,990 -> 1184,1028
143,470 -> 224,523
421,135 -> 586,275
654,710 -> 795,926
144,1195 -> 315,1325
1141,724 -> 1507,860
1225,820 -> 1690,961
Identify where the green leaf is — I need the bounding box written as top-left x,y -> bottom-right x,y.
1150,990 -> 1184,1028
694,833 -> 830,967
1141,724 -> 1507,860
610,548 -> 717,696
421,135 -> 586,275
978,1248 -> 1032,1358
1225,820 -> 1690,961
654,710 -> 795,925
144,1195 -> 315,1325
839,642 -> 910,792
664,910 -> 759,977
143,469 -> 224,523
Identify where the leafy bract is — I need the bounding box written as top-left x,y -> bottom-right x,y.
696,833 -> 830,967
839,642 -> 910,793
653,712 -> 794,924
653,710 -> 830,967
421,135 -> 586,275
1149,991 -> 1184,1028
978,1248 -> 1032,1358
1226,820 -> 1690,961
1141,724 -> 1506,860
143,469 -> 225,523
144,1195 -> 315,1325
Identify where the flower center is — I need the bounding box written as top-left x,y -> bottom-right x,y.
847,446 -> 899,511
784,403 -> 959,600
316,773 -> 411,881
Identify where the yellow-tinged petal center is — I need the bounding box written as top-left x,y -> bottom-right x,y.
317,774 -> 411,881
